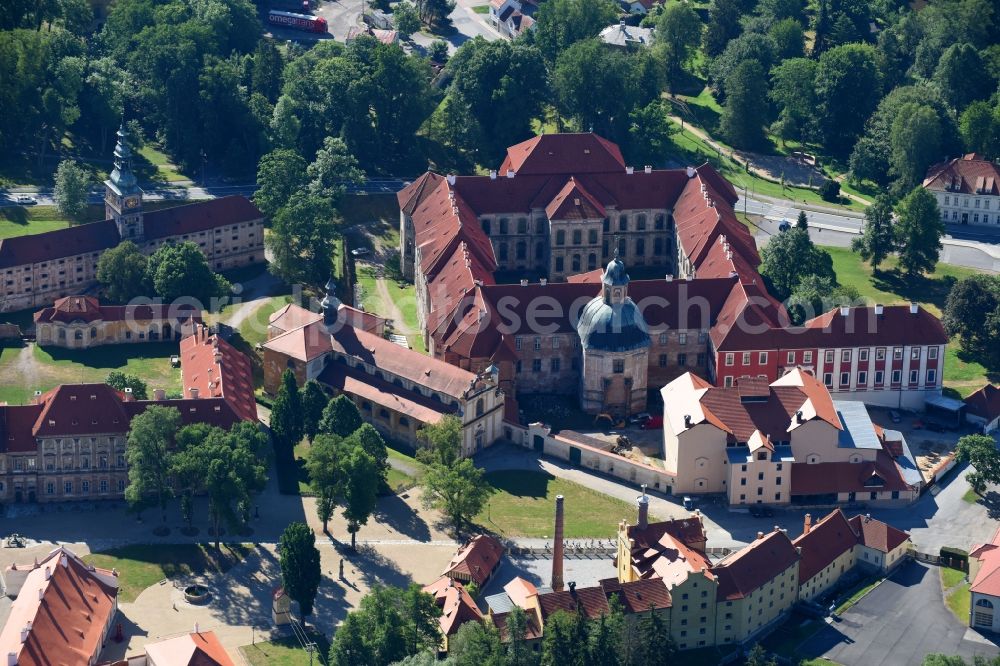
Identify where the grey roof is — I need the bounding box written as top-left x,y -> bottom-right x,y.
926,393 -> 966,413
599,22 -> 655,48
577,296 -> 651,352
725,444 -> 795,465
886,429 -> 923,487
485,592 -> 514,614
834,401 -> 882,450
602,256 -> 629,287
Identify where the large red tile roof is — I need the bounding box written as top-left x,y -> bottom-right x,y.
792,509 -> 862,584
142,630 -> 237,666
397,171 -> 445,216
181,327 -> 258,422
712,530 -> 799,601
0,219 -> 120,270
598,578 -> 672,612
141,196 -> 263,241
972,526 -> 1000,597
544,177 -> 606,220
318,360 -> 455,424
790,451 -> 914,495
422,576 -> 484,637
848,514 -> 910,553
923,154 -> 1000,195
34,295 -> 202,326
499,133 -> 626,176
0,546 -> 118,666
538,585 -> 611,620
443,534 -> 505,586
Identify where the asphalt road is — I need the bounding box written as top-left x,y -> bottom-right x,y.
801,560 -> 999,666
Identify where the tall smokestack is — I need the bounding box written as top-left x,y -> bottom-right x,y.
551,495 -> 565,592
637,484 -> 649,530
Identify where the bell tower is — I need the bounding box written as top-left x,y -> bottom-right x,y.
104,122 -> 144,241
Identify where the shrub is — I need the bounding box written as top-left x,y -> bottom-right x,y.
819,179 -> 841,202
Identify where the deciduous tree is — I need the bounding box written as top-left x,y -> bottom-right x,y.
270,369 -> 304,453
942,274 -> 1000,368
306,433 -> 343,533
341,446 -> 379,550
125,405 -> 181,522
146,242 -> 231,306
851,196 -> 896,270
889,102 -> 942,192
301,380 -> 327,443
533,0 -> 618,63
894,187 -> 944,276
759,229 -> 835,301
815,43 -> 882,155
266,194 -> 337,288
320,394 -> 363,438
307,136 -> 365,204
54,159 -> 90,224
422,458 -> 493,531
654,2 -> 702,88
254,148 -> 308,219
720,60 -> 768,149
956,434 -> 1000,494
97,241 -> 149,303
107,371 -> 148,400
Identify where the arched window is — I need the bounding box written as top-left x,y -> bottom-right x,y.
476,399 -> 484,417
516,241 -> 526,260
378,408 -> 390,419
58,328 -> 66,340
361,401 -> 372,411
399,417 -> 410,427
588,253 -> 598,270
571,254 -> 581,272
74,330 -> 83,340
556,230 -> 565,246
637,214 -> 647,230
482,219 -> 491,235
977,599 -> 994,609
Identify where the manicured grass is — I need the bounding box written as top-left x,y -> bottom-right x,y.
834,577 -> 880,615
0,342 -> 182,406
800,660 -> 841,666
941,565 -> 967,588
472,4 -> 490,12
240,631 -> 330,666
945,579 -> 972,623
475,470 -> 648,538
356,266 -> 386,315
386,446 -> 424,492
291,439 -> 313,495
385,278 -> 419,332
963,487 -> 981,504
138,145 -> 190,182
83,543 -> 253,603
238,295 -> 295,348
407,333 -> 427,354
823,245 -> 995,394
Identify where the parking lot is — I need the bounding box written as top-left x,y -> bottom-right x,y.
800,560 -> 999,666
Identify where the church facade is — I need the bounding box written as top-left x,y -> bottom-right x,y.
0,125 -> 265,313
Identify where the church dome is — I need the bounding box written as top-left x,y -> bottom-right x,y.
576,296 -> 650,352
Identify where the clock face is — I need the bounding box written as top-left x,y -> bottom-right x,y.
124,195 -> 140,208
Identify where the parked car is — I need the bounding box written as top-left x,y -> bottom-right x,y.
778,219 -> 791,232
888,410 -> 902,424
629,412 -> 651,426
350,247 -> 371,257
15,195 -> 37,205
749,505 -> 774,518
641,415 -> 664,430
682,496 -> 694,510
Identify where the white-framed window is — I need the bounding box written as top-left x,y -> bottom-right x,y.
515,337 -> 522,351
534,337 -> 541,351
803,351 -> 813,364
842,349 -> 851,363
724,376 -> 734,387
742,352 -> 751,365
659,333 -> 668,344
840,372 -> 850,386
725,353 -> 734,366
875,370 -> 884,385
911,347 -> 921,360
927,369 -> 937,384
893,348 -> 903,360
759,352 -> 768,364
909,369 -> 918,384
859,349 -> 869,362
892,369 -> 902,384
825,350 -> 834,363
858,371 -> 867,385
824,373 -> 833,387
679,333 -> 687,345
787,351 -> 795,364
928,347 -> 938,360
876,347 -> 886,361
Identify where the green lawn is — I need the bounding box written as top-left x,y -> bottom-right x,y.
475,470 -> 649,538
138,145 -> 190,182
386,446 -> 424,492
0,342 -> 182,406
385,279 -> 419,331
240,632 -> 330,666
823,246 -> 996,394
941,565 -> 967,589
963,487 -> 981,504
83,543 -> 252,603
0,200 -> 191,241
238,295 -> 295,348
355,266 -> 386,316
945,579 -> 972,623
472,4 -> 490,12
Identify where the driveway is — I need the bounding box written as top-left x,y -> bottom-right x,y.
801,561 -> 999,666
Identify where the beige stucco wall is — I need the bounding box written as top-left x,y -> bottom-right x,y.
666,423 -> 728,494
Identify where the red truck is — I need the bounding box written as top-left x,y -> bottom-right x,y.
267,10 -> 328,33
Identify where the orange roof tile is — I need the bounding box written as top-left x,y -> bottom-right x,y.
443,534 -> 505,586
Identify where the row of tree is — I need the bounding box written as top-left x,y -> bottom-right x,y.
124,405 -> 268,546
96,239 -> 232,306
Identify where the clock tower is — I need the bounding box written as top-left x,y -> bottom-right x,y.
104,122 -> 144,241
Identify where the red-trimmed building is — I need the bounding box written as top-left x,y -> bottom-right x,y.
398,133 -> 949,415
0,332 -> 256,505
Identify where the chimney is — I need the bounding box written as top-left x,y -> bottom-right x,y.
568,581 -> 576,593
19,628 -> 27,644
540,278 -> 547,286
123,387 -> 133,402
626,166 -> 634,175
644,165 -> 652,174
803,513 -> 812,535
865,513 -> 871,522
7,654 -> 14,666
189,387 -> 199,400
506,170 -> 515,179
665,275 -> 673,282
551,495 -> 565,592
683,414 -> 692,428
447,174 -> 456,186
489,170 -> 497,180
840,306 -> 849,317
796,410 -> 803,423
194,622 -> 200,634
37,588 -> 43,601
796,546 -> 803,555
60,554 -> 67,568
637,485 -> 649,530
686,166 -> 696,178
520,279 -> 528,287
909,302 -> 918,314
153,389 -> 166,401
874,304 -> 884,316
44,567 -> 50,581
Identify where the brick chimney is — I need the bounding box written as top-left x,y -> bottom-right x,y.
803,513 -> 812,535
551,495 -> 565,592
636,484 -> 649,530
